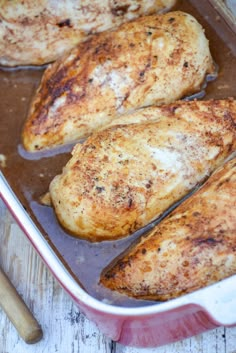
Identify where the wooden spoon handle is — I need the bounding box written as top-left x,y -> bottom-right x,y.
0,267 -> 43,344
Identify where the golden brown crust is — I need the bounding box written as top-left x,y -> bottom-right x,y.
0,0 -> 176,66
100,157 -> 236,300
49,99 -> 236,242
22,11 -> 214,151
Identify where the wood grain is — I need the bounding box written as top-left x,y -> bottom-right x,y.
0,198 -> 236,353
0,267 -> 42,344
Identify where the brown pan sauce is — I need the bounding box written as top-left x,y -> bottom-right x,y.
1,0 -> 236,307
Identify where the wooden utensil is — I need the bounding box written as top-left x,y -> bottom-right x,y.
0,267 -> 43,344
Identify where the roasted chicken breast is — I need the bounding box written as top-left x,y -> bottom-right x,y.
22,11 -> 214,151
100,157 -> 236,301
0,0 -> 176,67
49,99 -> 236,242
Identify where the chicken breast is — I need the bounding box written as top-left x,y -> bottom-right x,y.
0,0 -> 176,67
49,99 -> 236,242
100,157 -> 236,301
22,11 -> 214,151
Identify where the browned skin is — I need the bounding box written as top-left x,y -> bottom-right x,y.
49,99 -> 236,242
100,158 -> 236,301
22,11 -> 214,151
0,0 -> 177,66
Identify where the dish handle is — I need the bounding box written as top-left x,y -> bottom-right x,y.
193,275 -> 236,327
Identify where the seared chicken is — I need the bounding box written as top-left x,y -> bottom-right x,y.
0,0 -> 176,66
22,11 -> 214,151
49,99 -> 236,242
100,157 -> 236,301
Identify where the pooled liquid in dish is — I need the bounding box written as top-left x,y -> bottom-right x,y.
1,0 -> 236,307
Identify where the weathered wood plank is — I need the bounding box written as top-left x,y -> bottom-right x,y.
0,198 -> 236,353
0,199 -> 112,353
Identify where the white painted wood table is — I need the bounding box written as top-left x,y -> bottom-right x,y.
0,199 -> 236,353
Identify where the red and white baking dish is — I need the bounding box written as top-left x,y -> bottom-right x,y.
0,0 -> 236,348
1,173 -> 236,347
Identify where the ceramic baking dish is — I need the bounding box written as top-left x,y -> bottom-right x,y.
1,0 -> 236,348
